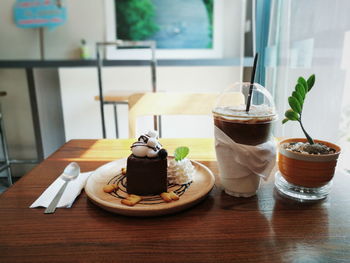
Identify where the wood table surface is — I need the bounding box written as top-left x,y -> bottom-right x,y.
0,139 -> 349,263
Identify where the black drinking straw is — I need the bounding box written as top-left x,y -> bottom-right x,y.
245,52 -> 259,112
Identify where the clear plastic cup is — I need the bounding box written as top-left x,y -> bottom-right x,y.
213,82 -> 277,197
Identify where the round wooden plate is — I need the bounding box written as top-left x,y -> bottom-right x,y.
85,158 -> 215,217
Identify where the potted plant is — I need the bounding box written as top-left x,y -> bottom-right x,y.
275,74 -> 341,201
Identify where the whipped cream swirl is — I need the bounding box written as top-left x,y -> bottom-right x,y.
168,158 -> 194,185
131,130 -> 167,159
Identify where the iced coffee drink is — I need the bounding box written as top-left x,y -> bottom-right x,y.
213,105 -> 275,146
213,83 -> 277,197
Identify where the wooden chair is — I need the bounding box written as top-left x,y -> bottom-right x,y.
127,92 -> 244,138
95,40 -> 157,138
94,90 -> 135,137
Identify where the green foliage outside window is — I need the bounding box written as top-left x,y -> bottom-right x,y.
202,0 -> 213,26
202,0 -> 213,48
115,0 -> 159,41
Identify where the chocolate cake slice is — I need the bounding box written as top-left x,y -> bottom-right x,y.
126,155 -> 167,195
125,131 -> 168,195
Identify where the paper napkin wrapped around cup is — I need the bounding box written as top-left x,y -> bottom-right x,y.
214,126 -> 276,197
30,171 -> 92,208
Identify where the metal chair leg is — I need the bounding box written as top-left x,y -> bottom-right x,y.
113,103 -> 119,138
158,116 -> 162,138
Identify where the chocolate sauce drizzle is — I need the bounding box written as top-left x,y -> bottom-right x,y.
138,135 -> 150,143
107,173 -> 192,205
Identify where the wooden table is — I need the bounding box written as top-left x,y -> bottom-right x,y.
0,139 -> 349,263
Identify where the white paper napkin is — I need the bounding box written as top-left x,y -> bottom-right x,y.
214,126 -> 276,180
30,171 -> 92,208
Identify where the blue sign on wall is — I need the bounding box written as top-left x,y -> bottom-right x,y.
13,0 -> 67,29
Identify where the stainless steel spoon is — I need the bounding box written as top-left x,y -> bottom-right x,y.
44,162 -> 80,214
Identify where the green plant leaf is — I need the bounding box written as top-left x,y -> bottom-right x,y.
298,77 -> 308,94
174,146 -> 189,161
284,75 -> 317,145
295,83 -> 305,99
288,96 -> 302,113
285,109 -> 299,121
307,74 -> 315,91
292,91 -> 304,106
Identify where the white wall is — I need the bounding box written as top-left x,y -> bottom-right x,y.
59,66 -> 242,139
0,0 -> 105,59
0,1 -> 40,59
0,70 -> 36,158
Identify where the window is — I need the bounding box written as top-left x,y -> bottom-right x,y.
104,0 -> 223,59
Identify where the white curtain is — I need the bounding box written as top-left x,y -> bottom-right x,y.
266,0 -> 350,170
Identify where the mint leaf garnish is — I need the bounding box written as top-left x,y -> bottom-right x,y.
174,146 -> 189,161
